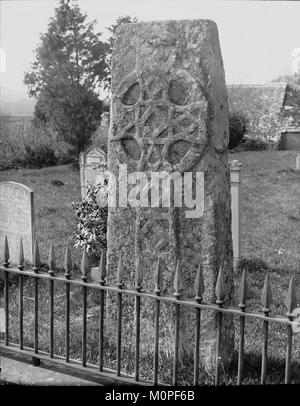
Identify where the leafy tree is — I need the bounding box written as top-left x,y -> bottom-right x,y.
228,110 -> 248,149
24,0 -> 109,155
271,73 -> 300,87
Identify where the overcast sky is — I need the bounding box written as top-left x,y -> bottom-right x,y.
1,0 -> 300,101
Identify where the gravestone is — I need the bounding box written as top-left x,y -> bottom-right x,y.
107,20 -> 234,368
0,182 -> 34,265
79,146 -> 107,198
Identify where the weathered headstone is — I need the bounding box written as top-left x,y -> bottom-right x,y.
0,182 -> 34,265
107,20 -> 234,369
79,146 -> 107,198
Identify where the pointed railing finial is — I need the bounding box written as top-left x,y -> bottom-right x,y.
238,269 -> 249,310
33,239 -> 40,273
117,253 -> 123,288
154,257 -> 163,296
135,252 -> 143,291
81,248 -> 89,282
64,243 -> 72,279
18,237 -> 24,270
99,249 -> 107,285
174,259 -> 183,299
285,276 -> 298,316
194,263 -> 205,303
215,265 -> 226,306
261,273 -> 273,313
3,235 -> 9,268
48,242 -> 55,276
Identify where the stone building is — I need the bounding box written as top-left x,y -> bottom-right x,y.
227,83 -> 300,147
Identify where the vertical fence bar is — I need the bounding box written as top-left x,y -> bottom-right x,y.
99,249 -> 106,372
284,276 -> 297,384
134,254 -> 143,382
33,240 -> 40,354
34,278 -> 39,354
81,248 -> 89,368
237,269 -> 248,385
260,273 -> 272,385
153,258 -> 162,385
237,310 -> 245,385
194,308 -> 201,385
48,243 -> 55,358
19,273 -> 23,349
18,238 -> 25,350
3,236 -> 10,346
65,280 -> 70,363
64,243 -> 72,363
193,263 -> 204,386
153,300 -> 160,385
116,255 -> 123,377
135,294 -> 141,381
173,302 -> 180,386
173,260 -> 183,386
4,270 -> 9,346
49,279 -> 54,357
285,317 -> 293,384
215,266 -> 225,386
261,318 -> 269,385
215,310 -> 223,385
116,291 -> 122,376
82,284 -> 87,367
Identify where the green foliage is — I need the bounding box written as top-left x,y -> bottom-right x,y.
24,0 -> 109,154
72,183 -> 107,256
228,110 -> 248,149
241,138 -> 268,151
271,73 -> 300,87
0,116 -> 74,169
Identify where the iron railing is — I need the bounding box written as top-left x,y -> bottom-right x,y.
0,235 -> 299,385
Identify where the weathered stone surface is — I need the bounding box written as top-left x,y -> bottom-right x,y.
107,20 -> 234,371
0,182 -> 34,265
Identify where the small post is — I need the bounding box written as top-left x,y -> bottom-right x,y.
229,160 -> 242,271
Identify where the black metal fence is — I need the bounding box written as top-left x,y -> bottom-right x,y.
0,235 -> 299,385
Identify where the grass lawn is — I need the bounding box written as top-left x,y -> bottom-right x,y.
0,150 -> 300,384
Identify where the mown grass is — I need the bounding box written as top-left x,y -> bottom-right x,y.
1,150 -> 300,385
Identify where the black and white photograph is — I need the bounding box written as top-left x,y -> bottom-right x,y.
0,0 -> 300,393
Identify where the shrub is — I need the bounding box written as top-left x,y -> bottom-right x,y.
21,144 -> 58,168
240,138 -> 268,151
228,110 -> 248,149
72,183 -> 108,260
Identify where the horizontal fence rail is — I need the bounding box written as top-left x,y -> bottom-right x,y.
0,235 -> 299,385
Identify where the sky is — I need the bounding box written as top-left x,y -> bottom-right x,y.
0,0 -> 300,106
